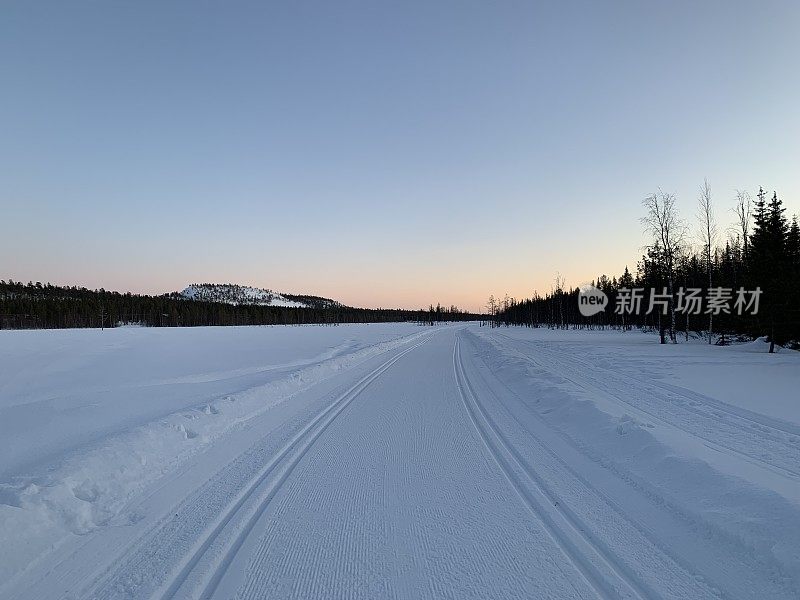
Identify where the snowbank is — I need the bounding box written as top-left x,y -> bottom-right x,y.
473,326 -> 800,591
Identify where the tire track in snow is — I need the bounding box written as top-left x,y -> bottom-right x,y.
453,336 -> 649,600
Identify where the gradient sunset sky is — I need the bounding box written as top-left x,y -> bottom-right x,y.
2,1 -> 799,312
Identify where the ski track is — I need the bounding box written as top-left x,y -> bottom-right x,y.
83,338 -> 430,600
473,328 -> 800,599
453,335 -> 728,600
4,324 -> 798,599
190,339 -> 429,600
462,331 -> 800,599
230,328 -> 598,600
492,332 -> 800,483
453,337 -> 638,600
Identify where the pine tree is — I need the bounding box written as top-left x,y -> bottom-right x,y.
749,190 -> 790,351
788,217 -> 800,269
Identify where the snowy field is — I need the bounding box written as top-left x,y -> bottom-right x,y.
1,323 -> 799,599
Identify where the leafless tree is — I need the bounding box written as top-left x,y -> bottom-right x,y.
642,190 -> 687,343
697,179 -> 717,343
733,190 -> 751,260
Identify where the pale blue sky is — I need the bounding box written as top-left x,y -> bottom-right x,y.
2,1 -> 798,311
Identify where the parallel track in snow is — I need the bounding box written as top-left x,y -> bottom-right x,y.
470,334 -> 800,599
159,338 -> 428,600
7,326 -> 800,600
81,337 -> 427,600
453,336 -> 647,600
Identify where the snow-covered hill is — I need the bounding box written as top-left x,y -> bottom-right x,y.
179,283 -> 339,309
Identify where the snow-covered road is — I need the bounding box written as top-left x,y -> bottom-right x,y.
2,324 -> 799,599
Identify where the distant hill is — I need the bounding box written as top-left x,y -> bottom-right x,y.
179,284 -> 340,310
0,279 -> 477,329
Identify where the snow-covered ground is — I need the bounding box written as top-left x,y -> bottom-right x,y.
1,323 -> 798,599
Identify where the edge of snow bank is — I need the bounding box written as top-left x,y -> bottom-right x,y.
471,328 -> 800,595
0,326 -> 435,584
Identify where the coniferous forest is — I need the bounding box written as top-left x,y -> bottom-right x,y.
0,282 -> 477,329
492,186 -> 800,350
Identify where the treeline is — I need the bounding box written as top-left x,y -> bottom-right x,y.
494,185 -> 800,349
0,281 -> 478,329
280,292 -> 339,309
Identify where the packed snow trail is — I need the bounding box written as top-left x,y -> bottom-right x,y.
2,324 -> 800,599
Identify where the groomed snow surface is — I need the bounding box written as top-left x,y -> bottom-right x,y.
1,324 -> 799,599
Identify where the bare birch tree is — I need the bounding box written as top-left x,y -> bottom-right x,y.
642,191 -> 686,343
486,295 -> 496,328
734,190 -> 751,260
697,179 -> 717,343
